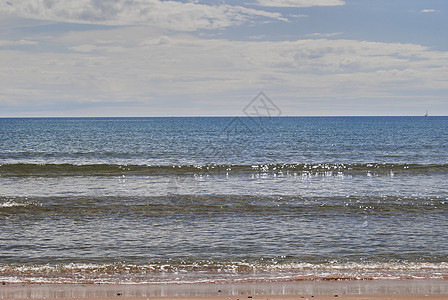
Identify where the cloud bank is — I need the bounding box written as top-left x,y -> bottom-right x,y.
257,0 -> 345,7
1,25 -> 447,115
0,0 -> 285,30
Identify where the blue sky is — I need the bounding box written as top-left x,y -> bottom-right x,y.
0,0 -> 447,116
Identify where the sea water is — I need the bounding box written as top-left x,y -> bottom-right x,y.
0,117 -> 447,283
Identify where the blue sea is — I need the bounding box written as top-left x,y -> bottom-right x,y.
0,116 -> 447,284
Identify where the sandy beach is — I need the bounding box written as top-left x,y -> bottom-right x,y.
1,280 -> 447,299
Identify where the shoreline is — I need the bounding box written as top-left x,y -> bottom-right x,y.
1,279 -> 447,299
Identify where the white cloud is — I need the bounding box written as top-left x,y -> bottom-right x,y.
257,0 -> 345,7
0,0 -> 285,31
420,9 -> 438,13
306,32 -> 342,38
0,39 -> 37,46
1,25 -> 447,116
289,14 -> 308,18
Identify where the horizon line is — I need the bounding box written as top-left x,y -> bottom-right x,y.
0,115 -> 445,118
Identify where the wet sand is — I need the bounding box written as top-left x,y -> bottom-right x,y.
1,279 -> 447,299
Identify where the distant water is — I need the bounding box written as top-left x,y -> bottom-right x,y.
1,117 -> 447,283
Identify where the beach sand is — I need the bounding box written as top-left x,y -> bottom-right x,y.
1,280 -> 447,299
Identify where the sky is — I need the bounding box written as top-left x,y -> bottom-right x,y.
0,0 -> 447,117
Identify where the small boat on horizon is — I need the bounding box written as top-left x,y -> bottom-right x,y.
425,110 -> 429,117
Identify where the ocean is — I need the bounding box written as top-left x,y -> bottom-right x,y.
0,116 -> 447,284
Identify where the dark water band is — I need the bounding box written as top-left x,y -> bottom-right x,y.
2,163 -> 448,177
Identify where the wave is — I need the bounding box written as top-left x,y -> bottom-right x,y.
2,163 -> 448,177
1,261 -> 447,284
1,195 -> 446,215
0,198 -> 40,208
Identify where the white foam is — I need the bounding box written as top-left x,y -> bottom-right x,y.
0,201 -> 34,208
1,261 -> 447,284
